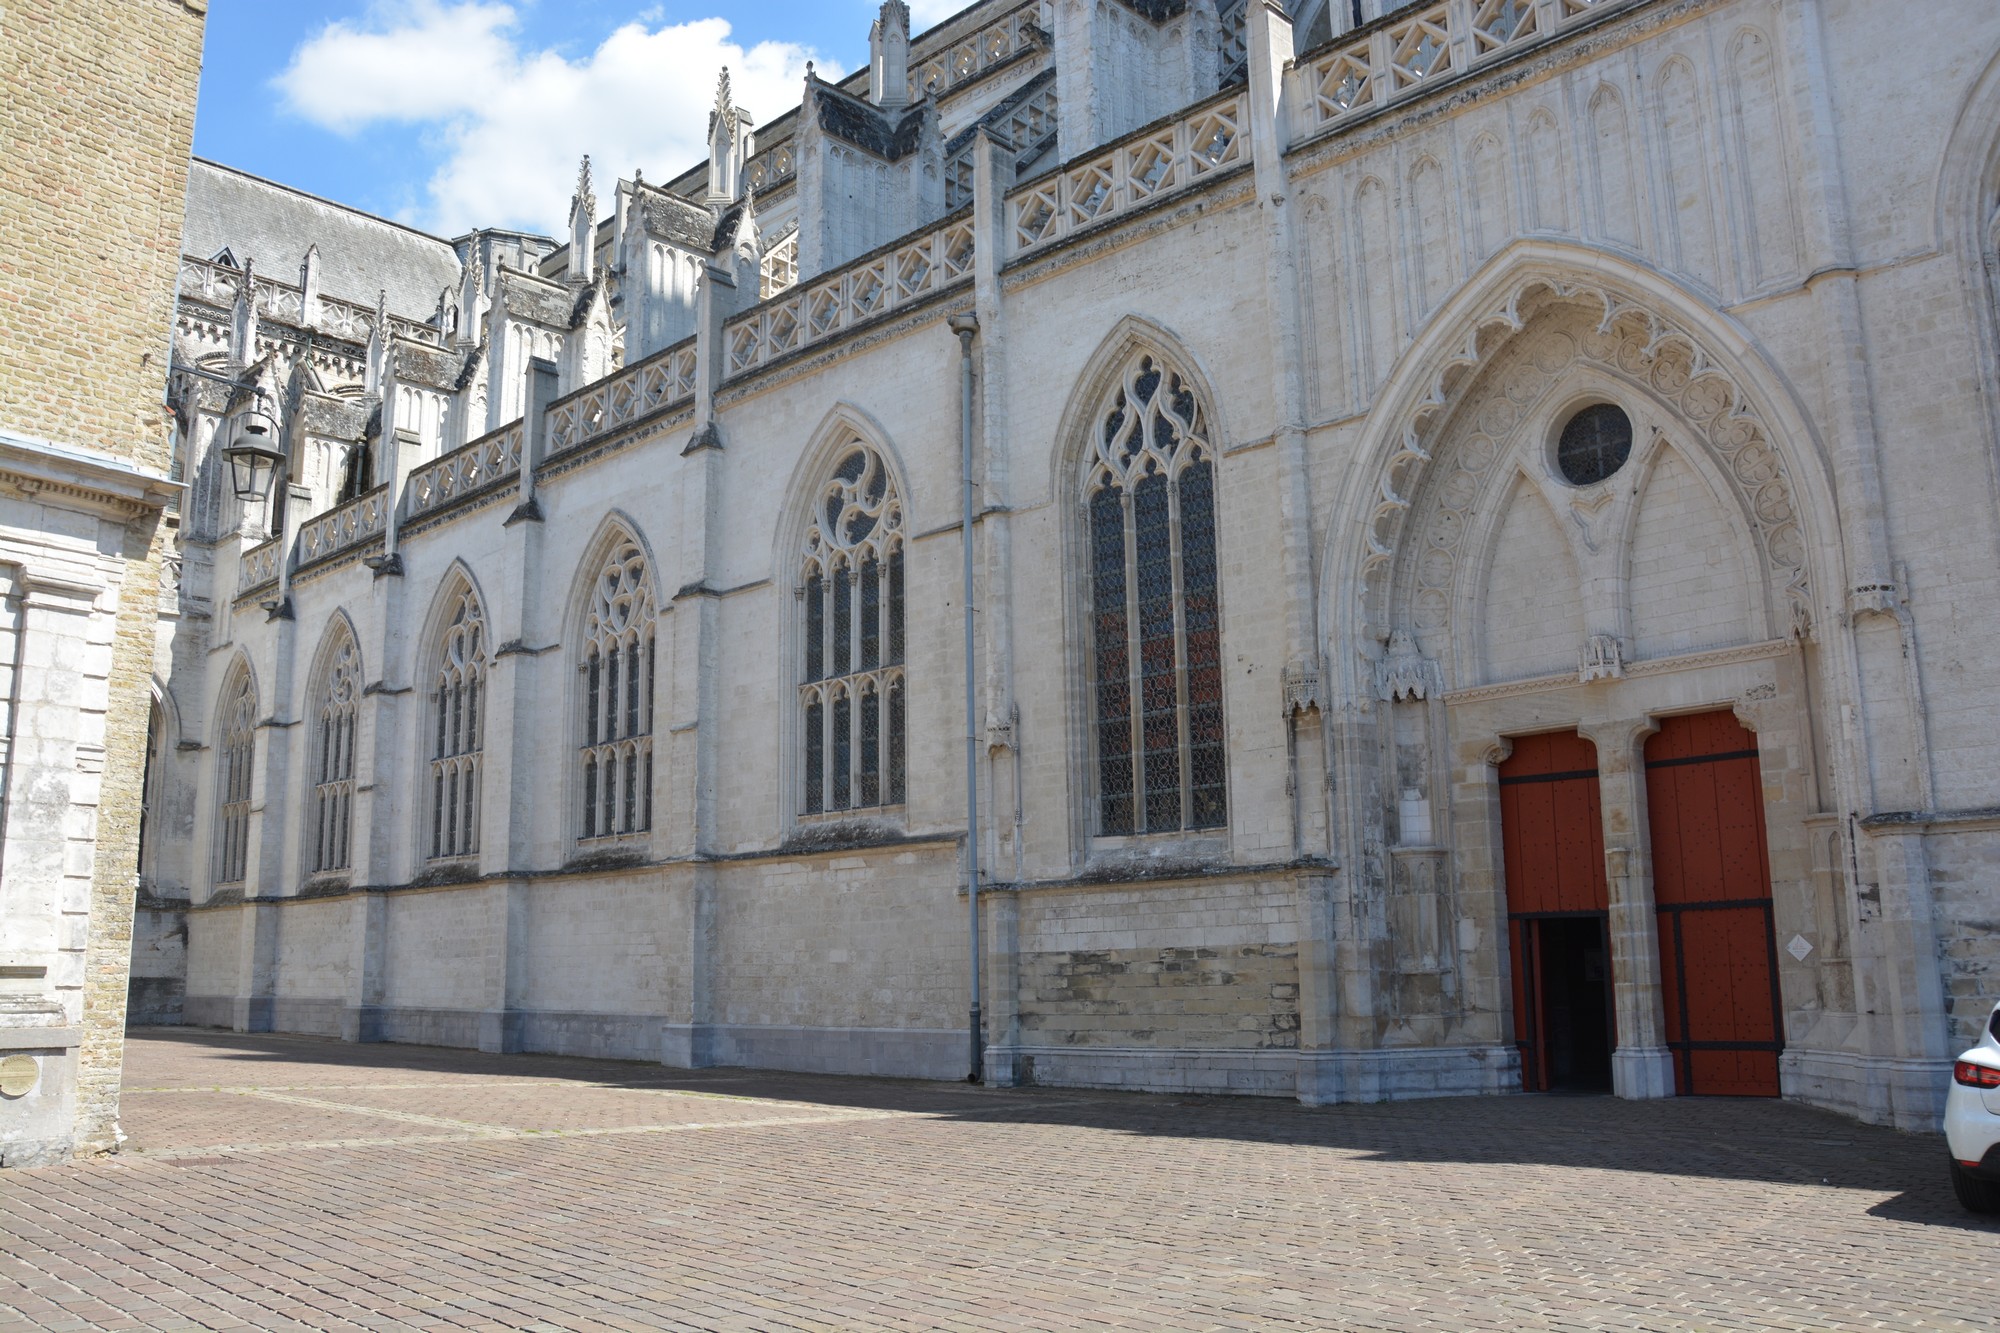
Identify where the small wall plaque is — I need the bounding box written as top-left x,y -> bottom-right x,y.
0,1054 -> 38,1098
1787,934 -> 1814,962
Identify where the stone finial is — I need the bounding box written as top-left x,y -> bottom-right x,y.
871,1 -> 912,110
364,288 -> 389,395
706,67 -> 754,204
299,243 -> 322,328
569,155 -> 597,282
229,257 -> 258,369
709,68 -> 735,139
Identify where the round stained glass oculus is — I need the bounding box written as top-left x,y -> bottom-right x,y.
1552,404 -> 1632,488
1556,403 -> 1634,486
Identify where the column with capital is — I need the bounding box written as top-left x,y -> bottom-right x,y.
1578,716 -> 1675,1100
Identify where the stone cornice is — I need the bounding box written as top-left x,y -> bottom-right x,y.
0,430 -> 181,518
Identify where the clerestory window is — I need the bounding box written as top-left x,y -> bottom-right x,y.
580,538 -> 655,840
429,585 -> 485,860
1085,354 -> 1227,836
800,444 -> 906,816
214,667 -> 257,885
309,633 -> 362,874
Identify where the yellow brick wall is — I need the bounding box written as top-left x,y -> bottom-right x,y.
0,0 -> 206,1153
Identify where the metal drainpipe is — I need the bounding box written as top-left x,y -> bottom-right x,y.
949,310 -> 982,1084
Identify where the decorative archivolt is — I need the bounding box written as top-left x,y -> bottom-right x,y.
1354,275 -> 1813,648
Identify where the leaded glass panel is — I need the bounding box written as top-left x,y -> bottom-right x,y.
1084,354 -> 1228,836
579,537 -> 656,841
429,584 -> 485,860
310,633 -> 362,874
799,443 -> 907,816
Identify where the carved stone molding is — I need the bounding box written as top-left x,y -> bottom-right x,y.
1355,274 -> 1816,651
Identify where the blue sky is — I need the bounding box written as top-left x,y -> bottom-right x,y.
194,1 -> 964,238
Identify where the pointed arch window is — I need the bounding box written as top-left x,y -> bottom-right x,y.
581,538 -> 656,840
1085,354 -> 1227,836
310,634 -> 362,874
429,585 -> 485,860
214,669 -> 257,885
800,444 -> 906,816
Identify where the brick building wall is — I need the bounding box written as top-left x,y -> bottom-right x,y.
0,0 -> 205,1163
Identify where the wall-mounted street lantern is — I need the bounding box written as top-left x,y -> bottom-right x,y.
223,399 -> 284,501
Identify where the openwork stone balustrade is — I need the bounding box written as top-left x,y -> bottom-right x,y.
237,537 -> 280,594
295,485 -> 387,567
1296,0 -> 1619,137
1009,92 -> 1245,252
548,340 -> 699,454
723,220 -> 976,378
916,1 -> 1042,98
404,421 -> 525,519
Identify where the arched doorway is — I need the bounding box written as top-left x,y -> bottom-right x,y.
1500,731 -> 1614,1092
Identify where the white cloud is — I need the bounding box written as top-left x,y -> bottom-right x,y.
275,1 -> 839,238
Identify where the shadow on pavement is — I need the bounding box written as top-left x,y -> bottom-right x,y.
129,1026 -> 2000,1234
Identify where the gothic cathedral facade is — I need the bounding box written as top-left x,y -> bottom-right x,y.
152,0 -> 2000,1130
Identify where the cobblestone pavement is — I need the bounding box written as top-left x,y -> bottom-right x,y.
2,1031 -> 1996,1332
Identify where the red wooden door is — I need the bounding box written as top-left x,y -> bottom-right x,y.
1645,711 -> 1783,1097
1499,732 -> 1609,1092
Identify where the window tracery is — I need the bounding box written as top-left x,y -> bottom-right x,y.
580,538 -> 655,840
429,585 -> 485,860
310,633 -> 362,874
214,668 -> 256,885
800,444 -> 905,816
1085,354 -> 1227,836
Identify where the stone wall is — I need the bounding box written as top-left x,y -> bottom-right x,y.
0,0 -> 205,1162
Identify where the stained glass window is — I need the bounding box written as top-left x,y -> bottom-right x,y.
579,537 -> 656,840
310,632 -> 362,874
801,443 -> 906,816
1557,402 -> 1633,486
429,584 -> 484,860
1085,354 -> 1228,835
214,667 -> 256,885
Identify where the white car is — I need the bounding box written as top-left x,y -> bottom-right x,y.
1946,1000 -> 2000,1213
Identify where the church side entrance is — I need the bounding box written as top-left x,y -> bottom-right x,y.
1645,711 -> 1784,1097
1500,732 -> 1615,1093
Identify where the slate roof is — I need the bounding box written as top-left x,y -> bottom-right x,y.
182,160 -> 465,319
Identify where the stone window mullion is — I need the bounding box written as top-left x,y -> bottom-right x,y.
1121,486 -> 1145,829
1167,472 -> 1192,833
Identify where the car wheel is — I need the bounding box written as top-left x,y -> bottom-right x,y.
1950,1159 -> 2000,1213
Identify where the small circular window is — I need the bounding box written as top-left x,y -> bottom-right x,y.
1556,403 -> 1633,486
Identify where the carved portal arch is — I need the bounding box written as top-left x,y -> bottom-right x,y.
1323,244 -> 1841,707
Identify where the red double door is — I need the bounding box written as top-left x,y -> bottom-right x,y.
1645,711 -> 1783,1097
1499,713 -> 1782,1097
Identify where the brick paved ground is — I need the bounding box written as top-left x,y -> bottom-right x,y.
2,1031 -> 1996,1332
